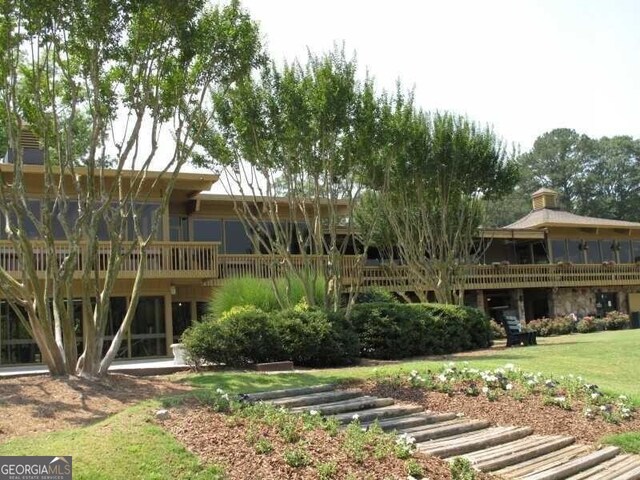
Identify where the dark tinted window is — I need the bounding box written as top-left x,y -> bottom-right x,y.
551,240 -> 567,262
192,218 -> 222,242
224,220 -> 253,254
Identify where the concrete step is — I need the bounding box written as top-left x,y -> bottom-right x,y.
419,426 -> 533,458
467,435 -> 576,472
565,454 -> 640,480
271,389 -> 362,408
243,384 -> 335,402
520,446 -> 620,480
496,445 -> 595,479
361,412 -> 458,431
405,419 -> 492,442
291,396 -> 395,415
333,404 -> 424,424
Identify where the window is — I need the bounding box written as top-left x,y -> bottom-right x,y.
52,201 -> 79,240
567,240 -> 583,264
585,240 -> 601,263
551,240 -> 567,262
192,218 -> 222,242
224,220 -> 253,254
169,215 -> 189,241
619,240 -> 632,263
130,296 -> 166,357
600,240 -> 616,262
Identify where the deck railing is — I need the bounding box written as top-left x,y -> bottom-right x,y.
0,241 -> 220,279
2,239 -> 640,289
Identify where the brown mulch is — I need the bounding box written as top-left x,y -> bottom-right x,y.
162,401 -> 496,480
0,373 -> 191,441
356,381 -> 640,445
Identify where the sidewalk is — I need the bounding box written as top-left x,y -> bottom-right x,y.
0,357 -> 190,378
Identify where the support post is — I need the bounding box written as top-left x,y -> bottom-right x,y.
164,293 -> 173,355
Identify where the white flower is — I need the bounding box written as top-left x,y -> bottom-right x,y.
352,413 -> 360,421
619,395 -> 628,401
554,396 -> 566,403
527,379 -> 536,386
600,405 -> 607,411
410,370 -> 419,376
591,392 -> 600,399
505,383 -> 513,391
482,386 -> 489,394
222,393 -> 230,401
456,412 -> 465,418
504,363 -> 515,371
309,410 -> 319,416
215,388 -> 224,394
438,374 -> 447,382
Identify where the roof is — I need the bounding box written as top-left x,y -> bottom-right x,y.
531,187 -> 558,196
504,208 -> 640,230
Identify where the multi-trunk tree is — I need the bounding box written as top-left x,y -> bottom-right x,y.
196,48 -> 389,315
0,0 -> 262,377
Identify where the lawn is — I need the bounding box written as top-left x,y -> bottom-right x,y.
2,329 -> 640,478
188,329 -> 640,403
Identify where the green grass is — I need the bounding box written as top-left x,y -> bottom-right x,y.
0,401 -> 224,480
603,432 -> 640,454
186,330 -> 640,403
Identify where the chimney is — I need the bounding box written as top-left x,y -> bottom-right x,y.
531,188 -> 558,210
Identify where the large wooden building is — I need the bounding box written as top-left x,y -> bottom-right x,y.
3,154 -> 640,365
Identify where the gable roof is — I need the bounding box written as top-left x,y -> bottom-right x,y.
505,208 -> 640,230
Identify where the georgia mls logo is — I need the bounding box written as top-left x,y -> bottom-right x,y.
0,456 -> 72,480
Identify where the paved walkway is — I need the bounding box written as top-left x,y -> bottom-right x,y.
246,384 -> 640,480
0,357 -> 188,377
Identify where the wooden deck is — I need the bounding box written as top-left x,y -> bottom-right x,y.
2,240 -> 640,290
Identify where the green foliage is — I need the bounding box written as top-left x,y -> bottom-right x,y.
254,438 -> 273,455
450,457 -> 477,480
603,311 -> 630,330
208,276 -> 325,318
529,312 -> 629,337
603,432 -> 640,454
274,308 -> 360,367
348,302 -> 492,360
316,461 -> 338,479
576,316 -> 603,333
527,316 -> 575,337
353,287 -> 399,304
182,306 -> 283,367
406,459 -> 424,478
490,320 -> 507,339
282,446 -> 311,468
183,306 -> 358,368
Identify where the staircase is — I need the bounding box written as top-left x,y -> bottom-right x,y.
243,384 -> 640,480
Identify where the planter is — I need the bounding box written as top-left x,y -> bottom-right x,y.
170,343 -> 187,366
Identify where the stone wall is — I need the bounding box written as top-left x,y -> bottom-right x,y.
551,287 -> 640,317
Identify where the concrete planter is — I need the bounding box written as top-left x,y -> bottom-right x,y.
170,343 -> 187,366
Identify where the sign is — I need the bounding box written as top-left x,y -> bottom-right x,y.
0,456 -> 72,480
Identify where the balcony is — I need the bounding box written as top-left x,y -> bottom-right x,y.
0,241 -> 220,279
2,240 -> 640,290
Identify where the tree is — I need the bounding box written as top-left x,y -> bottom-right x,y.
195,47 -> 388,315
0,0 -> 262,377
362,110 -> 517,304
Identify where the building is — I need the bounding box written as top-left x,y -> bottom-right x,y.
2,140 -> 640,365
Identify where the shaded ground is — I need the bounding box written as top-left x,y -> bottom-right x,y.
162,401 -> 495,480
0,373 -> 190,441
357,380 -> 640,445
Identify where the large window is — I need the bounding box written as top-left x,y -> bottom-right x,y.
600,240 -> 616,262
0,302 -> 38,364
619,240 -> 632,263
551,240 -> 567,262
169,215 -> 189,241
224,220 -> 253,254
192,218 -> 222,242
585,240 -> 601,263
131,296 -> 166,357
567,240 -> 584,264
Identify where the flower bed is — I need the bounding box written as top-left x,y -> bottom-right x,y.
527,311 -> 631,337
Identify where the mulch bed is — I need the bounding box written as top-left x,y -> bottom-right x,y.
162,401 -> 496,480
0,373 -> 190,441
355,380 -> 640,444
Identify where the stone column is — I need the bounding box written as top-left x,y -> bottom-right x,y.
475,290 -> 486,313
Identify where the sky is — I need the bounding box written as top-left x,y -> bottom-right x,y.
238,0 -> 640,153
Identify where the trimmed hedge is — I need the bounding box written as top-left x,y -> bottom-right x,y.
182,305 -> 359,368
348,302 -> 492,360
528,311 -> 630,337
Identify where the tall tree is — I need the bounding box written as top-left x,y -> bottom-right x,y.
362,109 -> 517,304
195,47 -> 387,315
0,0 -> 262,377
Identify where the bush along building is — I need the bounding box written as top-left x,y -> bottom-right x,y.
1,135 -> 640,365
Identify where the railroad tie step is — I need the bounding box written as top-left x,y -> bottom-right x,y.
419,426 -> 533,458
463,435 -> 575,472
290,396 -> 395,415
242,384 -> 335,402
496,445 -> 593,479
565,454 -> 640,480
333,404 -> 424,424
361,412 -> 458,431
271,389 -> 362,408
519,445 -> 620,480
405,419 -> 491,442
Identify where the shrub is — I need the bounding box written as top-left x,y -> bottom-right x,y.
348,302 -> 491,360
604,311 -> 630,330
208,276 -> 326,318
182,306 -> 284,367
576,316 -> 599,333
490,320 -> 506,340
273,307 -> 360,367
528,316 -> 575,337
353,287 -> 399,304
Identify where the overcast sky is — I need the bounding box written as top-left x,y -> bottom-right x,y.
239,0 -> 640,152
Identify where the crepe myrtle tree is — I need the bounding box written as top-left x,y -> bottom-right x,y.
0,0 -> 262,377
194,47 -> 390,315
358,107 -> 518,305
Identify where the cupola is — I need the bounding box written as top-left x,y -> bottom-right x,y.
531,188 -> 558,210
